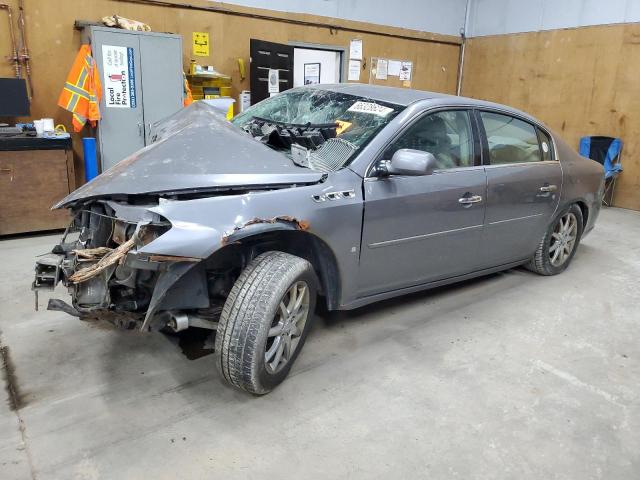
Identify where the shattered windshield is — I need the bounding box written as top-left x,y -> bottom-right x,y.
232,88 -> 403,172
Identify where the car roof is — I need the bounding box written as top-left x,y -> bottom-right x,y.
304,83 -> 538,123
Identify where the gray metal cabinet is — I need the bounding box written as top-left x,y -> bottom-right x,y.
88,27 -> 183,171
138,34 -> 183,145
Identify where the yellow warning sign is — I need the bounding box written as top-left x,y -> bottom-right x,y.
192,32 -> 210,57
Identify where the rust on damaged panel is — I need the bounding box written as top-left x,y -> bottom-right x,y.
221,216 -> 311,245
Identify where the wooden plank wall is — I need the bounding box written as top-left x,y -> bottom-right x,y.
462,23 -> 640,211
0,0 -> 461,184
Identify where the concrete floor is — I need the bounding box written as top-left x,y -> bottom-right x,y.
0,207 -> 638,479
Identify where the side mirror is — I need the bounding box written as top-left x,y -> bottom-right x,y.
381,149 -> 438,176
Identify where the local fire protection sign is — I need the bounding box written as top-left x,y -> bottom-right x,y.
102,45 -> 137,108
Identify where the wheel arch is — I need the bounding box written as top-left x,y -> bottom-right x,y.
207,226 -> 342,311
574,200 -> 589,228
558,198 -> 589,229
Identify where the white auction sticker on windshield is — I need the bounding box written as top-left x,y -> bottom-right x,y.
347,101 -> 393,117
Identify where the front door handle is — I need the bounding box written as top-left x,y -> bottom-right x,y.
540,184 -> 557,193
458,195 -> 483,205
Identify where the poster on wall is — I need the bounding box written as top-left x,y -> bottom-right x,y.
349,39 -> 363,60
399,61 -> 413,81
348,60 -> 361,81
102,45 -> 137,108
376,59 -> 388,80
388,60 -> 402,76
268,69 -> 280,94
304,63 -> 321,84
192,32 -> 210,57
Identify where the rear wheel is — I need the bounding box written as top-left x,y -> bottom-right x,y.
214,251 -> 317,394
528,204 -> 583,276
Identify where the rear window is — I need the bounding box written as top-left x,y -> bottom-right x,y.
480,111 -> 542,165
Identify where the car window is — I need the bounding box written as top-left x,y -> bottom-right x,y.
385,110 -> 474,169
538,128 -> 554,161
480,111 -> 542,164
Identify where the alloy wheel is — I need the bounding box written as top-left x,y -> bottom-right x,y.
549,212 -> 578,267
265,281 -> 310,373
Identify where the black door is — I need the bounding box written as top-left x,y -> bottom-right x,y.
250,39 -> 294,105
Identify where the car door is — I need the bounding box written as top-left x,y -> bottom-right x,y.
477,110 -> 562,266
358,109 -> 488,297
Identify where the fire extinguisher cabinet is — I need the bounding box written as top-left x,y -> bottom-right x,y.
83,26 -> 183,172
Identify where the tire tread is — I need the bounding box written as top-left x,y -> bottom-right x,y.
527,204 -> 583,276
215,251 -> 313,394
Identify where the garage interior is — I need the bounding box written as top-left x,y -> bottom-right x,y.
0,0 -> 639,478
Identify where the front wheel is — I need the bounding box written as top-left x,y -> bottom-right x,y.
214,251 -> 317,394
527,204 -> 584,276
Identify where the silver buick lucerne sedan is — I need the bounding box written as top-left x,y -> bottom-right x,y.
34,84 -> 604,394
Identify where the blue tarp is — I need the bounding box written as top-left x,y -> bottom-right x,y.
579,136 -> 623,179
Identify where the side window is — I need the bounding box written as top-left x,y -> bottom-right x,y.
385,110 -> 474,169
480,111 -> 542,165
538,128 -> 554,161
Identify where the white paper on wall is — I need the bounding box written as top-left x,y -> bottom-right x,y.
376,59 -> 388,80
348,60 -> 361,81
349,39 -> 363,60
388,60 -> 402,76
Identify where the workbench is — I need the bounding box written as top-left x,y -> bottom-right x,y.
0,136 -> 74,235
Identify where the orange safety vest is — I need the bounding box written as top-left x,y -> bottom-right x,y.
183,73 -> 193,107
58,44 -> 102,132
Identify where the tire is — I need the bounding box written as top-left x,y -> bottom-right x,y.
214,251 -> 317,394
527,204 -> 584,276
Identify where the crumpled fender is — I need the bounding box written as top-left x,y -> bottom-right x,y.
135,187 -> 321,331
138,185 -> 324,259
136,168 -> 364,315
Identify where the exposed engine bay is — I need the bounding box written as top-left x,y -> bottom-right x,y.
242,116 -> 339,150
33,201 -> 239,332
241,116 -> 358,173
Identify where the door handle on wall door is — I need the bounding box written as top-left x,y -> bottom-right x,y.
540,184 -> 557,193
458,195 -> 483,205
137,122 -> 144,137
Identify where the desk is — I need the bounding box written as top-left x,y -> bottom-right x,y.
0,136 -> 75,235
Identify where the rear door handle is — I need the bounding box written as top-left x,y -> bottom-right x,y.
458,195 -> 483,205
540,184 -> 557,193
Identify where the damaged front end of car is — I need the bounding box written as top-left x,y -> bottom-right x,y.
32,200 -> 215,331
32,99 -> 337,333
32,195 -> 322,333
